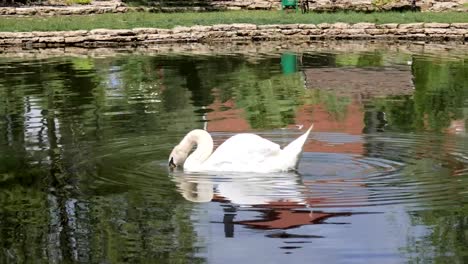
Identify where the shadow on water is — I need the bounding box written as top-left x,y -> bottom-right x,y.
0,45 -> 468,263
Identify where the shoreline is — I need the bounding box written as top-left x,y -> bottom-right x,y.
1,40 -> 467,58
0,22 -> 467,48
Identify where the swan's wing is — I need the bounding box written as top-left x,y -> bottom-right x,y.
205,134 -> 281,169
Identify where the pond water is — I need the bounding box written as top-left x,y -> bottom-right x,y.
1,43 -> 468,263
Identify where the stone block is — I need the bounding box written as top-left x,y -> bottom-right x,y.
398,23 -> 424,29
425,23 -> 450,28
408,28 -> 425,34
62,30 -> 88,37
406,33 -> 427,39
279,24 -> 299,30
332,23 -> 350,29
88,34 -> 115,41
325,29 -> 343,35
317,23 -> 332,29
298,24 -> 317,29
64,36 -> 88,43
231,23 -> 257,30
212,24 -> 232,31
258,25 -> 280,29
305,29 -> 323,35
172,26 -> 192,33
446,29 -> 467,35
394,29 -> 409,35
281,29 -> 301,35
377,23 -> 399,29
424,28 -> 448,34
168,32 -> 184,39
33,31 -> 63,37
89,29 -> 113,35
0,32 -> 22,39
191,25 -> 213,32
38,37 -> 64,43
451,23 -> 468,29
132,28 -> 159,34
351,23 -> 375,29
345,28 -> 367,34
365,28 -> 385,35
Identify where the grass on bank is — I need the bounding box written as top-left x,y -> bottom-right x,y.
1,10 -> 468,32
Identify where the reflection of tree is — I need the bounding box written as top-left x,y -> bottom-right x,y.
3,51 -> 465,262
412,56 -> 467,131
407,205 -> 468,263
224,66 -> 306,129
335,51 -> 384,67
301,52 -> 337,68
356,51 -> 384,67
401,155 -> 468,263
0,56 -> 204,263
367,56 -> 467,132
304,89 -> 351,121
340,53 -> 468,262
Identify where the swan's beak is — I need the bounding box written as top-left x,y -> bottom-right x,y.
169,157 -> 177,169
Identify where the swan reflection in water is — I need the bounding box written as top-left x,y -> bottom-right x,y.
172,171 -> 306,205
171,171 -> 353,232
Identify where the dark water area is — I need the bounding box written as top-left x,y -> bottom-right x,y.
0,44 -> 468,263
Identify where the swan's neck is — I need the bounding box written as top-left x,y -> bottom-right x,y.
180,129 -> 214,169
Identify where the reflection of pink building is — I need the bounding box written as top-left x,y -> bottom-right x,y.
206,98 -> 366,230
207,100 -> 365,155
206,99 -> 250,132
204,67 -> 416,230
293,103 -> 364,154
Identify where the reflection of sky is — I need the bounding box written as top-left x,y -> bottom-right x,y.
107,66 -> 122,89
192,201 -> 421,263
184,151 -> 425,263
24,96 -> 61,154
311,132 -> 363,144
105,66 -> 125,99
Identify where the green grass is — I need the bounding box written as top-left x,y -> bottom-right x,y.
1,10 -> 467,32
67,0 -> 92,4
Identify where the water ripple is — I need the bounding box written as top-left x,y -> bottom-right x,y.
81,130 -> 468,212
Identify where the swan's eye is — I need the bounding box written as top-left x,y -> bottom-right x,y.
169,157 -> 176,168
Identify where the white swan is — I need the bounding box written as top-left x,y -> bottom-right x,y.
168,125 -> 313,173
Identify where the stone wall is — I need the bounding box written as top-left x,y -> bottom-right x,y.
0,0 -> 127,16
0,22 -> 466,47
0,5 -> 128,15
1,41 -> 466,59
209,0 -> 468,12
212,0 -> 467,12
0,0 -> 466,15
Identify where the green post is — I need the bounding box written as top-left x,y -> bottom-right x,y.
281,0 -> 298,12
281,53 -> 297,74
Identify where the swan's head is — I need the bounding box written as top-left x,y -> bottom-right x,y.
168,145 -> 189,169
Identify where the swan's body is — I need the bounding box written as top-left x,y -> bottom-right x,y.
169,125 -> 313,173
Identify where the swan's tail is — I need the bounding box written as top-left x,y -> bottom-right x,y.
281,124 -> 313,170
